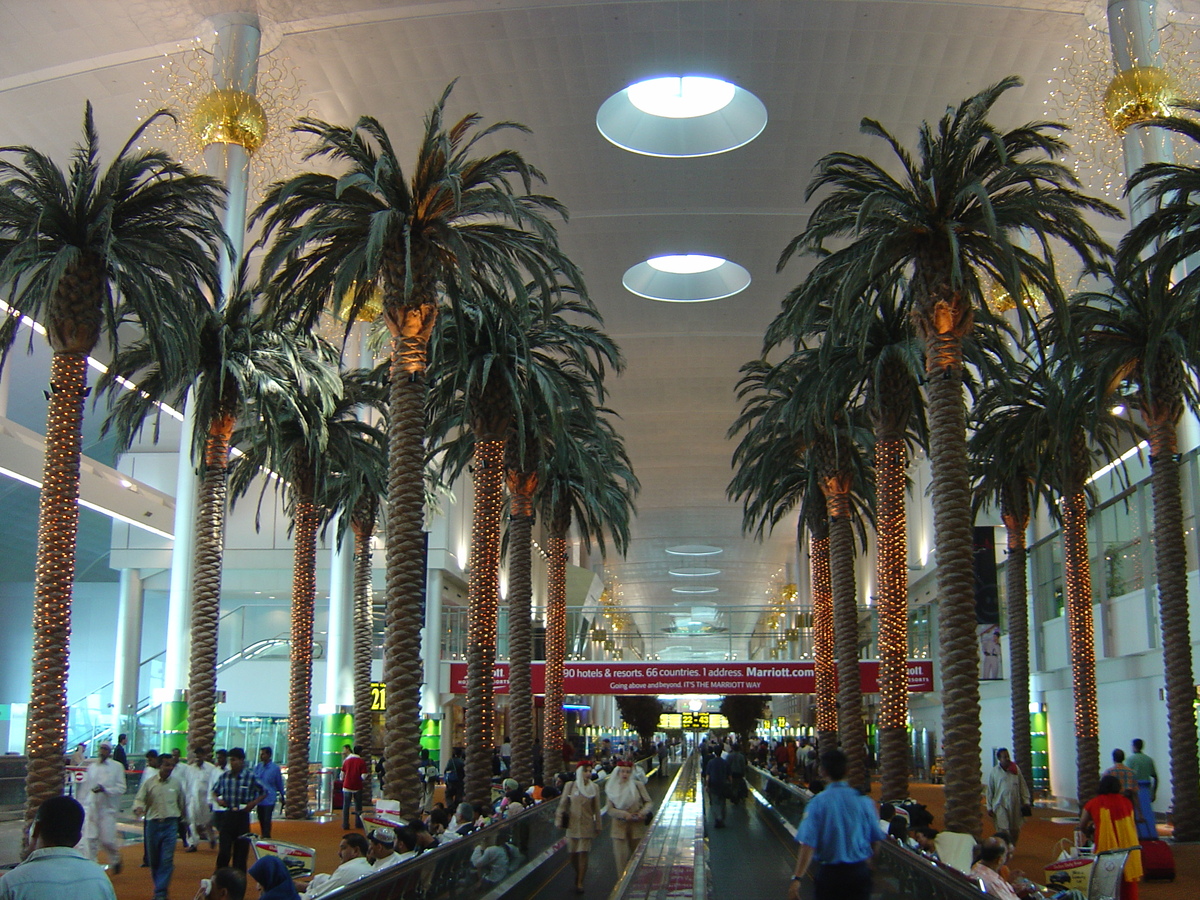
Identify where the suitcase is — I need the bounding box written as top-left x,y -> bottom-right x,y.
1139,839 -> 1175,881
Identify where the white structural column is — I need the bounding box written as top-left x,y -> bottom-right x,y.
112,569 -> 144,737
422,567 -> 445,717
1105,1 -> 1200,452
325,516 -> 356,709
161,13 -> 263,698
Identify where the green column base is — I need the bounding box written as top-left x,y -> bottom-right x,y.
321,712 -> 355,770
159,700 -> 189,754
420,717 -> 441,765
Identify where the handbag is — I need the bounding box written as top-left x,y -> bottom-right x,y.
558,784 -> 572,829
643,809 -> 653,825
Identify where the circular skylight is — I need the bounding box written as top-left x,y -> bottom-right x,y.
665,544 -> 723,556
597,76 -> 767,157
623,256 -> 751,303
648,254 -> 724,274
672,586 -> 719,594
669,567 -> 722,577
626,76 -> 736,118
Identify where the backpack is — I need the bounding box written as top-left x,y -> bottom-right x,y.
445,757 -> 464,783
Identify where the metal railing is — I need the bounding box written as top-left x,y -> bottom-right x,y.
328,793 -> 564,900
745,766 -> 987,900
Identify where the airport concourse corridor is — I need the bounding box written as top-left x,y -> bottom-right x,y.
506,766 -> 677,899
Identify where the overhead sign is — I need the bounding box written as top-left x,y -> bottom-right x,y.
447,660 -> 933,695
370,682 -> 386,712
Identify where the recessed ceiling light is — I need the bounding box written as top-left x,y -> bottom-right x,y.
669,568 -> 722,577
666,544 -> 723,556
672,586 -> 719,594
626,76 -> 736,119
597,75 -> 767,157
623,256 -> 750,302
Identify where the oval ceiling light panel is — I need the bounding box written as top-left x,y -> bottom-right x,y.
666,544 -> 723,556
597,75 -> 767,157
672,586 -> 720,594
669,567 -> 722,577
623,256 -> 751,303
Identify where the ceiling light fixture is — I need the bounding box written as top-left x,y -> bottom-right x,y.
623,256 -> 751,302
665,545 -> 723,556
627,76 -> 736,118
671,586 -> 719,594
669,567 -> 722,577
597,75 -> 767,157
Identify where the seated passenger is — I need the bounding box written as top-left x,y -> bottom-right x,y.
302,833 -> 373,897
971,842 -> 1020,900
248,856 -> 300,900
368,828 -> 406,872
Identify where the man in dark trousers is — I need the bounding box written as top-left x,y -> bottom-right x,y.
788,749 -> 883,900
340,745 -> 368,830
703,746 -> 730,828
211,748 -> 265,872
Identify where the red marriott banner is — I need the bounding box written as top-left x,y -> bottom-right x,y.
448,660 -> 933,695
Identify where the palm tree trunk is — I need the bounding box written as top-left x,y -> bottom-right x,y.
466,438 -> 505,806
351,514 -> 376,799
1146,416 -> 1200,839
187,414 -> 235,758
828,502 -> 867,792
381,337 -> 429,818
23,352 -> 88,829
1002,494 -> 1034,802
542,532 -> 568,782
924,335 -> 983,837
811,521 -> 838,751
875,437 -> 909,801
506,471 -> 537,789
1061,491 -> 1099,808
285,496 -> 320,819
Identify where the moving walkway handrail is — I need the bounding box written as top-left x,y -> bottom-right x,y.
744,765 -> 988,900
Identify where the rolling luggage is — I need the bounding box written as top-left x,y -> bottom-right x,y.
1138,839 -> 1175,881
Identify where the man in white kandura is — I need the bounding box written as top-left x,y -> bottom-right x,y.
80,741 -> 127,873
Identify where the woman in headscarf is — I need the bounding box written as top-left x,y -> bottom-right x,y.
603,760 -> 654,873
248,855 -> 301,900
1080,775 -> 1143,900
556,760 -> 602,894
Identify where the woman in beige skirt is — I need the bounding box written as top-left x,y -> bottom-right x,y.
603,760 -> 654,873
557,760 -> 602,893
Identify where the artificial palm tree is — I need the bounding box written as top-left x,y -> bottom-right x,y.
0,103 -> 226,823
231,355 -> 384,818
727,374 -> 839,751
319,374 -> 389,792
253,83 -> 581,810
774,77 -> 1119,833
969,362 -> 1045,803
537,405 -> 637,781
766,284 -> 926,801
428,286 -> 620,803
1068,260 -> 1200,839
976,345 -> 1130,807
101,272 -> 327,758
734,355 -> 874,790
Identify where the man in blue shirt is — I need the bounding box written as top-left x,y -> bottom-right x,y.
252,746 -> 286,839
788,749 -> 882,900
0,796 -> 115,900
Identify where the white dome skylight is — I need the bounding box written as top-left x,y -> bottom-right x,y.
626,76 -> 736,119
623,256 -> 751,303
596,75 -> 767,157
647,254 -> 724,274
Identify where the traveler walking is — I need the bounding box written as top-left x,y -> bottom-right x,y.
603,761 -> 653,873
133,752 -> 190,900
703,746 -> 730,827
788,749 -> 883,900
340,745 -> 367,830
986,748 -> 1032,846
211,748 -> 266,871
80,741 -> 126,873
556,761 -> 602,894
1127,739 -> 1158,801
251,747 -> 285,839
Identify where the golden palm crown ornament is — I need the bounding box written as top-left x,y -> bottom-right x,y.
1046,9 -> 1200,198
192,88 -> 269,153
